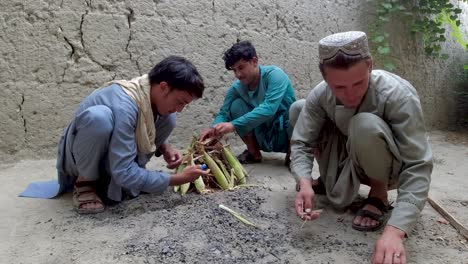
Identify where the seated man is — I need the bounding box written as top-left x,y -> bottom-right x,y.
201,40 -> 300,164
57,56 -> 209,214
290,31 -> 432,264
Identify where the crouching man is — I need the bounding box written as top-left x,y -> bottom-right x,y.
290,31 -> 433,264
57,56 -> 209,214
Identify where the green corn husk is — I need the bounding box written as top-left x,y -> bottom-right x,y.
223,146 -> 246,184
191,154 -> 205,193
219,204 -> 258,228
203,151 -> 229,190
175,161 -> 188,194
194,176 -> 205,193
215,158 -> 230,178
180,182 -> 190,195
228,168 -> 235,189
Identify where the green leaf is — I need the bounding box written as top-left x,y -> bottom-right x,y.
424,47 -> 433,54
381,3 -> 392,9
379,16 -> 390,22
397,5 -> 406,11
464,65 -> 468,71
454,8 -> 462,14
373,36 -> 385,43
377,46 -> 390,55
384,62 -> 396,71
440,54 -> 449,60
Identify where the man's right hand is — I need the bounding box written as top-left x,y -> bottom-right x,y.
169,165 -> 210,186
294,178 -> 320,221
199,128 -> 216,141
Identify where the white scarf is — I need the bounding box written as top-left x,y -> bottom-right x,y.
107,74 -> 156,154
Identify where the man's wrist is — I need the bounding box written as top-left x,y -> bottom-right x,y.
159,143 -> 170,153
384,225 -> 406,239
296,177 -> 312,192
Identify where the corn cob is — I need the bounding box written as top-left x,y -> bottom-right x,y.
223,146 -> 246,184
191,154 -> 205,193
175,161 -> 188,194
180,182 -> 190,195
203,151 -> 229,190
228,168 -> 235,189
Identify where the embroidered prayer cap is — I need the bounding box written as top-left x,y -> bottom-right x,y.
318,31 -> 370,64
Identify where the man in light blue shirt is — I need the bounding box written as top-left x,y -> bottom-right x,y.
201,41 -> 300,164
57,56 -> 209,214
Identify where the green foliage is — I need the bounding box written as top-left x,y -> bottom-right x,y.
371,0 -> 467,70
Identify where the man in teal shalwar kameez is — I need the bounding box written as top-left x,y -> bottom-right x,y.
201,41 -> 299,164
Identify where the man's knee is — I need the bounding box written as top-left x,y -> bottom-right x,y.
348,113 -> 388,151
289,99 -> 305,128
230,98 -> 250,120
76,105 -> 114,137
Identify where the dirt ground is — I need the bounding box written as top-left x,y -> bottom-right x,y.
1,130 -> 467,264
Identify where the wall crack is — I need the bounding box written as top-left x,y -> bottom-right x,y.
125,7 -> 140,74
18,94 -> 27,140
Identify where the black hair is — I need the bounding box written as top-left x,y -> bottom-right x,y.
148,56 -> 205,98
319,51 -> 372,76
223,40 -> 257,70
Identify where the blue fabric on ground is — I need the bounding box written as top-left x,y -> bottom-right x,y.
19,180 -> 60,199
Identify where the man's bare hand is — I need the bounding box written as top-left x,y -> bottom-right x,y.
371,225 -> 407,264
294,178 -> 320,221
199,128 -> 216,141
213,122 -> 235,136
160,144 -> 182,169
170,165 -> 210,186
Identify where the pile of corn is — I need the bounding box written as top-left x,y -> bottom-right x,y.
174,137 -> 249,195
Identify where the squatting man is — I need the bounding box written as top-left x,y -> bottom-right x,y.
290,31 -> 432,264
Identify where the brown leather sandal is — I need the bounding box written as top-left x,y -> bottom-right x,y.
237,150 -> 262,164
352,197 -> 393,232
73,182 -> 105,214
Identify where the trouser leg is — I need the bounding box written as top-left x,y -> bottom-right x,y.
72,105 -> 114,181
230,98 -> 261,156
348,112 -> 400,188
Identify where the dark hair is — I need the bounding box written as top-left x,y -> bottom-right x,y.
223,40 -> 257,70
319,51 -> 371,76
148,56 -> 205,98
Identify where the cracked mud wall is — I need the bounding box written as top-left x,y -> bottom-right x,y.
1,0 -> 467,162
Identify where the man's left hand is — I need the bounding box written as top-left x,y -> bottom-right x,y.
161,144 -> 183,169
372,225 -> 407,264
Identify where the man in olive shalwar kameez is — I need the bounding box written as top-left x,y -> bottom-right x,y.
290,31 -> 432,264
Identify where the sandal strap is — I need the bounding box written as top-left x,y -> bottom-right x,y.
75,192 -> 102,203
363,197 -> 391,213
74,185 -> 96,194
236,150 -> 261,163
358,209 -> 385,222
